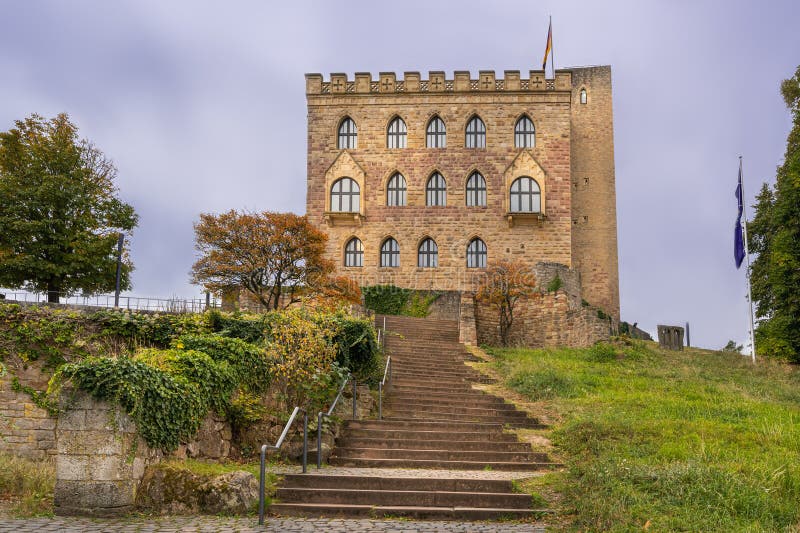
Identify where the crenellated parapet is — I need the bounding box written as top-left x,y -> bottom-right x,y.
305,70 -> 573,95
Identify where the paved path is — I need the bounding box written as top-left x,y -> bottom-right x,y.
0,516 -> 546,532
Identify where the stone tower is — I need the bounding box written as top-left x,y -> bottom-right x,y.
305,67 -> 619,320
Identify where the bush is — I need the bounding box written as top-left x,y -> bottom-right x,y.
362,285 -> 439,317
315,312 -> 381,384
55,356 -> 213,451
173,334 -> 273,393
90,309 -> 209,348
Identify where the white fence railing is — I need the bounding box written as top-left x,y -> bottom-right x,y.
0,289 -> 219,314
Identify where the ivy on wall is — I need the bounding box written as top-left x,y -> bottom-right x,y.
362,285 -> 440,318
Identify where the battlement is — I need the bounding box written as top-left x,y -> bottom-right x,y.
305,70 -> 573,95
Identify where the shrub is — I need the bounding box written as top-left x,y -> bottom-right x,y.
362,285 -> 440,317
315,312 -> 381,384
55,356 -> 213,451
90,309 -> 209,348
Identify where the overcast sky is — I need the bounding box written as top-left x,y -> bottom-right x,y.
1,0 -> 798,349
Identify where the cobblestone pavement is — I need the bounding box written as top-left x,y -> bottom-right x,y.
0,516 -> 546,532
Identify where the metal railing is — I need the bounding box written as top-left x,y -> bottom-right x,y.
378,355 -> 392,420
258,406 -> 308,525
0,289 -> 219,313
316,373 -> 358,469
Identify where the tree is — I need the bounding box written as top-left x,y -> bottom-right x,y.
0,113 -> 138,303
721,340 -> 743,354
191,210 -> 336,310
747,65 -> 800,362
476,259 -> 538,346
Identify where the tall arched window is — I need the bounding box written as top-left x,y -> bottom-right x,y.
426,172 -> 447,206
330,177 -> 360,212
465,171 -> 487,207
514,116 -> 535,148
380,238 -> 400,267
466,238 -> 487,268
387,117 -> 407,149
418,238 -> 438,268
344,237 -> 363,267
337,117 -> 357,149
465,115 -> 486,148
386,173 -> 407,206
580,88 -> 587,104
509,176 -> 541,213
426,116 -> 446,148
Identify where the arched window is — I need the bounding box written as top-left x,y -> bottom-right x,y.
465,171 -> 487,207
580,88 -> 587,105
466,238 -> 487,268
465,115 -> 486,148
386,173 -> 407,206
380,238 -> 400,267
387,117 -> 407,149
426,172 -> 447,206
418,238 -> 438,268
514,116 -> 535,148
426,116 -> 446,148
330,177 -> 360,212
344,237 -> 363,267
509,176 -> 541,213
338,117 -> 357,149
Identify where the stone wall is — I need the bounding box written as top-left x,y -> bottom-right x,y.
306,71 -> 574,294
475,291 -> 617,348
0,358 -> 56,461
55,388 -> 163,517
425,290 -> 461,321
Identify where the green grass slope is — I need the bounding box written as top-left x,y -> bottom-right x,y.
487,340 -> 800,532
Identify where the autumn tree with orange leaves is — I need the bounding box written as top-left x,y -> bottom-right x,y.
191,210 -> 357,310
476,259 -> 538,346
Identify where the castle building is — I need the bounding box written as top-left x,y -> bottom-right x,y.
305,67 -> 620,320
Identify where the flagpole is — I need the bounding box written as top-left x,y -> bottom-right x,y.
740,156 -> 756,363
550,16 -> 555,80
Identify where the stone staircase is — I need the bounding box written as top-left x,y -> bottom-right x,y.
270,315 -> 556,520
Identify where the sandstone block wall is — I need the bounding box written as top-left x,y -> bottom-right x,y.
0,359 -> 56,461
570,66 -> 620,319
305,68 -> 620,320
306,70 -> 574,294
55,389 -> 163,517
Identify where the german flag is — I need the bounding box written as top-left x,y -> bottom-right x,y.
542,19 -> 552,71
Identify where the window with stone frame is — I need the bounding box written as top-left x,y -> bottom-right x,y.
386,173 -> 407,206
509,176 -> 541,213
426,172 -> 447,206
380,237 -> 400,267
580,88 -> 588,104
417,238 -> 438,268
426,116 -> 446,148
344,237 -> 364,267
330,177 -> 360,212
465,171 -> 487,207
337,117 -> 357,149
466,238 -> 487,268
514,115 -> 536,148
465,115 -> 486,148
387,116 -> 407,149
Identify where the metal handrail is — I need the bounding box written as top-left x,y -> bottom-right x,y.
378,355 -> 392,420
258,406 -> 308,525
316,373 -> 357,469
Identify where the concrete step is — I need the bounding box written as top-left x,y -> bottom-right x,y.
343,428 -> 519,441
280,474 -> 513,493
384,398 -> 519,411
386,408 -> 534,422
331,447 -> 549,463
275,487 -> 533,508
269,502 -> 540,520
336,437 -> 532,452
327,456 -> 559,471
345,418 -> 506,431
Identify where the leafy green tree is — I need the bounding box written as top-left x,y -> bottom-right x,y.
0,113 -> 138,302
747,66 -> 800,361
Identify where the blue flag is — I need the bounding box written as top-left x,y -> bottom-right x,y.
734,164 -> 745,268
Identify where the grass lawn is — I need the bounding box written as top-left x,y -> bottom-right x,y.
485,339 -> 800,532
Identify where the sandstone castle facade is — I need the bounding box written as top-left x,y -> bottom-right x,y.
305,67 -> 620,321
